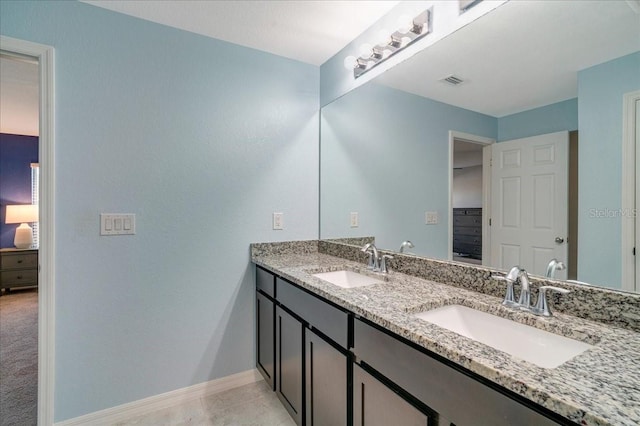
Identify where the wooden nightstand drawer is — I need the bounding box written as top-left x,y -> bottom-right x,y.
1,253 -> 38,269
0,269 -> 38,285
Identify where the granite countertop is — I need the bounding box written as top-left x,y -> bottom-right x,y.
252,251 -> 640,426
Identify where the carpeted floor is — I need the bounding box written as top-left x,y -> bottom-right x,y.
0,288 -> 38,426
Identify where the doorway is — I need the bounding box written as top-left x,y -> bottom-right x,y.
0,35 -> 55,426
448,131 -> 494,266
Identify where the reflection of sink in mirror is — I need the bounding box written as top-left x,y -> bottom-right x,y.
414,305 -> 594,369
312,270 -> 383,289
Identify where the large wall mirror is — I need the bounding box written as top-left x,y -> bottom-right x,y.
320,1 -> 640,292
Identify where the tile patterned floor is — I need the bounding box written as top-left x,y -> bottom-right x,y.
116,380 -> 295,426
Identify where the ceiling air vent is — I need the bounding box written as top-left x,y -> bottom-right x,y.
440,75 -> 465,86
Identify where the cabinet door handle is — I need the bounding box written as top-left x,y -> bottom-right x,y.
17,275 -> 23,280
17,260 -> 23,264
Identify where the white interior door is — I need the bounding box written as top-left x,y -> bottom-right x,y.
491,131 -> 569,278
635,99 -> 640,291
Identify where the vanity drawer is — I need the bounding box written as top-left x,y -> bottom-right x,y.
276,278 -> 349,348
353,319 -> 557,426
1,269 -> 38,285
256,266 -> 275,298
1,252 -> 38,269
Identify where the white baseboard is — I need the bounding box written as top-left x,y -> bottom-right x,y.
55,369 -> 263,426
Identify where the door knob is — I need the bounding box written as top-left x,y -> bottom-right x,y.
555,237 -> 565,244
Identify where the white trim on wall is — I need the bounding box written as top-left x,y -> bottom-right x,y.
621,90 -> 640,292
448,131 -> 495,265
0,35 -> 56,426
54,369 -> 262,426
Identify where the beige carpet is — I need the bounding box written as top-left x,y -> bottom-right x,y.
0,288 -> 38,426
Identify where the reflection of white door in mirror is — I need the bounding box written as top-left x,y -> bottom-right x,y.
637,98 -> 639,292
622,90 -> 640,292
490,131 -> 568,279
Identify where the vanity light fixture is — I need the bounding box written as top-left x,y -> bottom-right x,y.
344,9 -> 432,79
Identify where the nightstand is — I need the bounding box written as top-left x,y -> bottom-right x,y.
0,248 -> 38,294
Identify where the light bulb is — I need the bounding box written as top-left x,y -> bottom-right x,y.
343,56 -> 357,70
401,36 -> 412,47
359,43 -> 373,59
397,15 -> 413,34
381,49 -> 392,59
376,29 -> 391,46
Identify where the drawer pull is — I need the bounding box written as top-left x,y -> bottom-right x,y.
17,260 -> 23,264
17,276 -> 23,280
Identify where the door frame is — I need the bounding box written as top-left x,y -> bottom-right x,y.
621,90 -> 640,292
1,35 -> 56,426
448,131 -> 495,265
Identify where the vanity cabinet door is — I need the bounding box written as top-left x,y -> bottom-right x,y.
256,291 -> 275,390
305,329 -> 347,426
353,364 -> 428,426
276,306 -> 303,426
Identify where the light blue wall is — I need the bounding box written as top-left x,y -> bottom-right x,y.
1,1 -> 319,421
497,98 -> 578,142
321,83 -> 496,258
577,51 -> 640,289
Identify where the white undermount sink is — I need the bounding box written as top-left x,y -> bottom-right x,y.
312,270 -> 383,289
414,305 -> 594,369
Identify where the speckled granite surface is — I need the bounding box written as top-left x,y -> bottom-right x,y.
320,241 -> 640,333
251,244 -> 640,426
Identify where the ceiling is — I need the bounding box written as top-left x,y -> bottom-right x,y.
3,1 -> 638,136
81,0 -> 400,66
377,0 -> 640,117
0,56 -> 39,136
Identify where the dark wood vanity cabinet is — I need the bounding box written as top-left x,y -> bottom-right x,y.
353,364 -> 429,426
305,328 -> 348,426
276,305 -> 304,425
256,266 -> 565,426
353,318 -> 561,426
256,267 -> 276,389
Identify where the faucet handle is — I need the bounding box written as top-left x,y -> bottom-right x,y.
533,286 -> 570,316
491,275 -> 518,307
380,255 -> 394,274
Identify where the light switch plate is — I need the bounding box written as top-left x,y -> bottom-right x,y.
101,214 -> 136,235
273,212 -> 284,230
425,211 -> 438,225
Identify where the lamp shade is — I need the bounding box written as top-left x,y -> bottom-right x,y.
5,204 -> 39,224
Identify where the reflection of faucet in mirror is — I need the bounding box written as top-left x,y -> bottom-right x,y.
399,240 -> 414,253
545,259 -> 566,279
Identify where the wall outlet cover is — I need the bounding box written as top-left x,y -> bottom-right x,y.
350,212 -> 359,228
425,211 -> 438,225
273,212 -> 284,230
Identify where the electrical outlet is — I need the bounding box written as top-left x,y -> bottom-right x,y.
425,211 -> 438,225
350,212 -> 359,228
273,212 -> 284,230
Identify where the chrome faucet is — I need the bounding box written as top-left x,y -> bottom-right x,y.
492,266 -> 569,316
399,240 -> 414,253
545,258 -> 566,279
361,243 -> 379,271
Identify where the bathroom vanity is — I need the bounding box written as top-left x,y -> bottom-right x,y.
252,240 -> 640,426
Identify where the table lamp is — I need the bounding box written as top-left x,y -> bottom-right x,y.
5,204 -> 39,249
